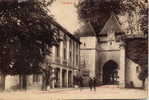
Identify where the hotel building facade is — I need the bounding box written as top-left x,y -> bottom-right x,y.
0,21 -> 81,90
49,21 -> 81,88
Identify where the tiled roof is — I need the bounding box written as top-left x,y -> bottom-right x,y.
75,12 -> 121,37
74,23 -> 96,37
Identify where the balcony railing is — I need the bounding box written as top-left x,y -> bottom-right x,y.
52,56 -> 79,68
63,59 -> 67,66
52,56 -> 61,65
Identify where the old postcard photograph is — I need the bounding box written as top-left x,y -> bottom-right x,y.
0,0 -> 148,100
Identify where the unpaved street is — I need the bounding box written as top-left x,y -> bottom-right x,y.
0,85 -> 148,100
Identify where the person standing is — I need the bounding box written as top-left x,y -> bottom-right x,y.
79,76 -> 83,91
93,77 -> 96,91
89,77 -> 93,91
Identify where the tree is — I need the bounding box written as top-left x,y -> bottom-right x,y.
0,0 -> 58,89
77,0 -> 147,34
138,66 -> 148,89
140,7 -> 148,34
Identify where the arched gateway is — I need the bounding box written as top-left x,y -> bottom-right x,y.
103,60 -> 119,85
78,13 -> 127,88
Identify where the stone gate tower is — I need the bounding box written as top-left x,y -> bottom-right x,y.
75,13 -> 147,88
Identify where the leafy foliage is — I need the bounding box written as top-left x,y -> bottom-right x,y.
0,0 -> 58,75
138,66 -> 148,88
77,0 -> 121,21
138,66 -> 148,81
140,7 -> 148,34
77,0 -> 148,34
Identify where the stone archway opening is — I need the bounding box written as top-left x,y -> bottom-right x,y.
103,60 -> 118,85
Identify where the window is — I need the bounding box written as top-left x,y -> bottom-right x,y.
64,48 -> 66,60
76,54 -> 78,65
69,40 -> 72,63
63,35 -> 67,60
69,52 -> 71,61
56,45 -> 60,57
76,44 -> 79,65
73,42 -> 75,65
84,42 -> 86,46
69,40 -> 72,51
77,44 -> 79,53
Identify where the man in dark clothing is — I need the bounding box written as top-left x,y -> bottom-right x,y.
93,77 -> 96,91
79,76 -> 83,91
89,77 -> 93,91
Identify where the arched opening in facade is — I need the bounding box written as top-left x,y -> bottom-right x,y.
102,60 -> 119,85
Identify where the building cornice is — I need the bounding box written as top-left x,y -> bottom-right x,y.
80,48 -> 96,50
80,48 -> 120,52
50,20 -> 81,44
97,49 -> 120,52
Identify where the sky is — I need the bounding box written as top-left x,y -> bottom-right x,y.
0,0 -> 81,33
49,0 -> 82,33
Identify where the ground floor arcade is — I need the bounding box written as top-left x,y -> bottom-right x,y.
51,66 -> 74,88
0,64 -> 77,90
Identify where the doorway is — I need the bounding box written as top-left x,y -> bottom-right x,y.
103,60 -> 118,85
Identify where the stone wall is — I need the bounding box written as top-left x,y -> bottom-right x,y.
80,37 -> 97,49
125,58 -> 142,87
96,50 -> 120,84
79,37 -> 97,86
0,74 -> 43,91
96,35 -> 121,85
80,36 -> 97,78
5,75 -> 20,91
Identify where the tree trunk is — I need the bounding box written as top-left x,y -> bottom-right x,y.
19,74 -> 27,90
22,75 -> 27,90
41,70 -> 51,90
0,74 -> 5,90
142,79 -> 145,89
42,73 -> 47,90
